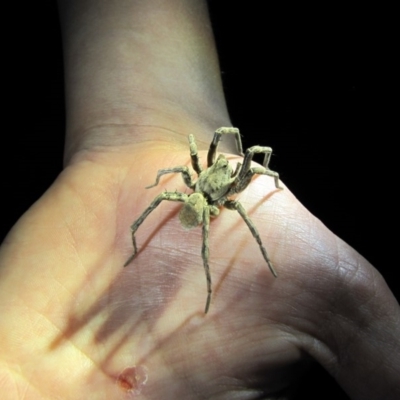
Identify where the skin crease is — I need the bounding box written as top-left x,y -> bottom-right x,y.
0,1 -> 399,399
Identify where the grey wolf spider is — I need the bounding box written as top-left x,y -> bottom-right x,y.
124,127 -> 282,313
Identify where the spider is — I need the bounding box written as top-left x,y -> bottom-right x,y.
124,127 -> 282,313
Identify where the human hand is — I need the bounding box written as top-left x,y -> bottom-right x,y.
1,1 -> 399,399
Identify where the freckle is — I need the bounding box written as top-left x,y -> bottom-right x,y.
116,366 -> 148,395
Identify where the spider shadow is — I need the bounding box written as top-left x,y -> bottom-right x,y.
48,245 -> 217,386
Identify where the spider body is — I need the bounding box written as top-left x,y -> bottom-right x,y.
196,154 -> 234,202
124,127 -> 282,313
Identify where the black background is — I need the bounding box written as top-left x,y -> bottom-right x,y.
2,2 -> 396,399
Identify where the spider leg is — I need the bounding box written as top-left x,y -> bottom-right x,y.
124,191 -> 189,267
201,206 -> 212,313
224,200 -> 278,278
207,127 -> 244,167
188,134 -> 203,175
231,166 -> 281,196
146,166 -> 195,190
232,162 -> 242,178
235,146 -> 282,191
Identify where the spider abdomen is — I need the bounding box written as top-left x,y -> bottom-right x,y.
179,193 -> 206,229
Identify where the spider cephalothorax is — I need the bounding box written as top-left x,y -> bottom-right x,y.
124,127 -> 282,313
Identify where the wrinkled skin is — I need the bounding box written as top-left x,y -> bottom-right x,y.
1,1 -> 399,399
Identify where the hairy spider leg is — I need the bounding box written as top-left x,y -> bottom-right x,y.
225,200 -> 278,278
123,192 -> 189,267
236,146 -> 282,190
207,127 -> 244,167
230,166 -> 278,196
231,162 -> 242,179
201,206 -> 212,313
145,166 -> 195,190
188,134 -> 202,175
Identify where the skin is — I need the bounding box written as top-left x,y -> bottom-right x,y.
0,1 -> 399,399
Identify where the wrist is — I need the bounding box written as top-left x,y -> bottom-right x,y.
57,0 -> 231,163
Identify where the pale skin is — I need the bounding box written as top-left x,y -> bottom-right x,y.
0,1 -> 399,399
